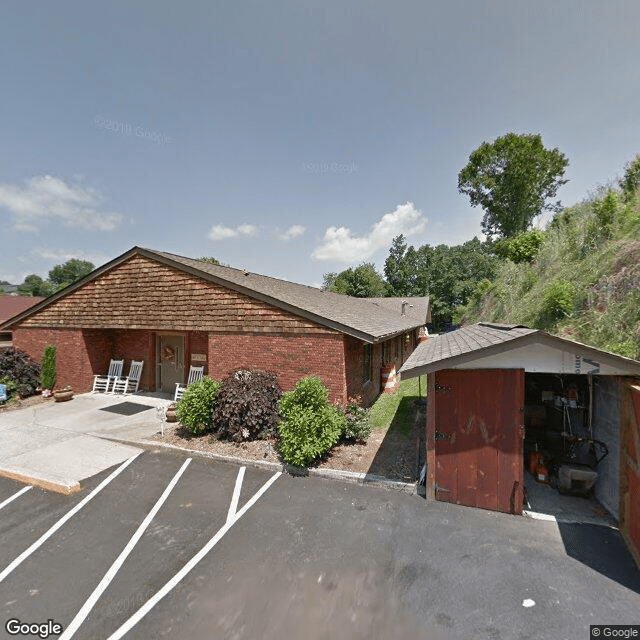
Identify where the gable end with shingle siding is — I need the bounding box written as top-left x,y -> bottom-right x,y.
17,255 -> 334,335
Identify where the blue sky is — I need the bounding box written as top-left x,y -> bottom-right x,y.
1,1 -> 640,287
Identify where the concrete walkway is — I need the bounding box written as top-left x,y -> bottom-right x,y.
0,392 -> 170,493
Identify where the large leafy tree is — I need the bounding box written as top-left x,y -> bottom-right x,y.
384,235 -> 498,328
322,262 -> 388,297
16,258 -> 95,297
17,275 -> 53,297
458,132 -> 568,238
48,259 -> 95,289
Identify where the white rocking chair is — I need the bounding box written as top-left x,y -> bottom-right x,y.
174,365 -> 204,402
111,360 -> 144,395
92,359 -> 124,393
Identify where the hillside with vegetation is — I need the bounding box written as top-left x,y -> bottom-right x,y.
458,157 -> 640,359
323,139 -> 639,361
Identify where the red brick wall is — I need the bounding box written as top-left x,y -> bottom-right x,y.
344,336 -> 383,406
112,330 -> 156,391
344,330 -> 422,406
187,331 -> 209,376
13,327 -> 112,392
208,332 -> 347,404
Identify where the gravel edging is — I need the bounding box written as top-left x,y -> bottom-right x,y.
101,434 -> 418,495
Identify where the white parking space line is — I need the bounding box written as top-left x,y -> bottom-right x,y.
226,466 -> 245,524
60,458 -> 192,640
107,469 -> 281,640
0,486 -> 31,511
0,453 -> 141,584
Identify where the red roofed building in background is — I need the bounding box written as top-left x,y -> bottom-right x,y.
0,296 -> 45,344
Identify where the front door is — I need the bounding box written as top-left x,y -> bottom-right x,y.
158,335 -> 185,394
434,368 -> 524,514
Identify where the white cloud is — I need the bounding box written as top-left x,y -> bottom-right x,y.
0,175 -> 124,232
278,224 -> 306,241
237,224 -> 258,236
208,223 -> 259,241
311,202 -> 427,262
30,247 -> 109,267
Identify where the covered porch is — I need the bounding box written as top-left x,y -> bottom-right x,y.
90,329 -> 210,394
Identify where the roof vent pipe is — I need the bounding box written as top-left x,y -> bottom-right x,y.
401,301 -> 410,316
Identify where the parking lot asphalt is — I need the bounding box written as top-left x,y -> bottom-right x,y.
0,449 -> 638,640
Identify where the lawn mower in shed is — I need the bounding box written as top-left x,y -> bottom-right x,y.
524,374 -> 609,497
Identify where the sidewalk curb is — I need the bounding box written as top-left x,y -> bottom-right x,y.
101,435 -> 418,494
0,465 -> 80,495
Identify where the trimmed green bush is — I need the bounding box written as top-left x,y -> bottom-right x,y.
211,369 -> 282,442
0,347 -> 41,398
175,376 -> 221,434
40,345 -> 56,390
278,377 -> 345,467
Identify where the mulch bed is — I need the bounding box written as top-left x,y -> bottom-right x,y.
0,393 -> 53,413
152,405 -> 425,482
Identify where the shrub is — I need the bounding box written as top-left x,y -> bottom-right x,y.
40,345 -> 56,390
175,376 -> 221,434
619,154 -> 640,198
278,377 -> 345,467
540,279 -> 575,326
0,347 -> 41,398
211,369 -> 282,442
593,191 -> 617,239
343,402 -> 372,442
606,341 -> 637,359
507,229 -> 546,263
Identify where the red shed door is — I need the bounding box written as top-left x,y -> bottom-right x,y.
434,369 -> 524,514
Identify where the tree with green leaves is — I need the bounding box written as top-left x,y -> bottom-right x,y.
199,256 -> 220,265
384,235 -> 499,328
322,262 -> 388,297
384,235 -> 416,296
48,259 -> 95,290
619,154 -> 640,198
17,275 -> 53,297
458,132 -> 568,239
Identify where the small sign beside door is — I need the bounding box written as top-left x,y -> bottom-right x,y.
191,353 -> 207,362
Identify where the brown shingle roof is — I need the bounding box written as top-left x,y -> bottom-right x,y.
0,247 -> 424,342
365,297 -> 431,324
150,249 -> 422,342
399,322 -> 640,376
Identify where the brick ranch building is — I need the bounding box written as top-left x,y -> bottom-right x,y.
0,247 -> 430,406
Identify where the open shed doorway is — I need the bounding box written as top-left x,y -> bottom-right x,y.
523,372 -> 618,525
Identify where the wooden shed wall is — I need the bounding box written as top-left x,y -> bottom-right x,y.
620,382 -> 640,568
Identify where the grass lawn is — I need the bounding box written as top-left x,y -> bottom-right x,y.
368,374 -> 427,436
